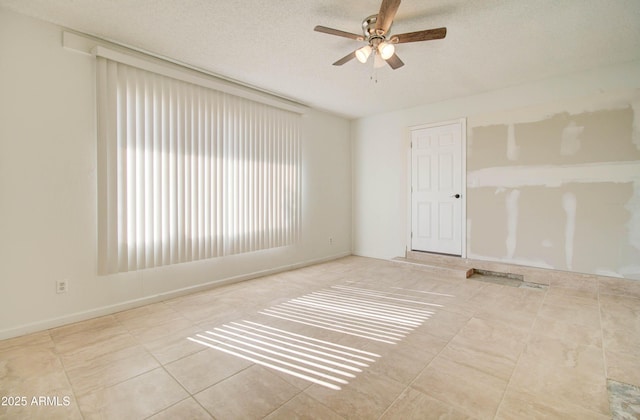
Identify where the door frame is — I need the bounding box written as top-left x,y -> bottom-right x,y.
407,118 -> 467,258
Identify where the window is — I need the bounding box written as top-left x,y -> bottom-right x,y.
96,50 -> 301,274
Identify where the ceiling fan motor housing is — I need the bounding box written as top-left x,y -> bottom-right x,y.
362,14 -> 391,44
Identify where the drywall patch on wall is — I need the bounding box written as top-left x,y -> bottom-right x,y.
514,187 -> 566,269
632,96 -> 640,149
468,161 -> 640,188
620,183 -> 640,280
566,182 -> 633,276
626,183 -> 640,251
467,89 -> 640,278
507,124 -> 519,161
468,89 -> 640,128
505,189 -> 520,259
560,121 -> 584,156
513,108 -> 637,165
469,170 -> 639,275
470,105 -> 638,168
562,192 -> 577,270
467,124 -> 509,170
467,188 -> 508,258
469,183 -> 636,275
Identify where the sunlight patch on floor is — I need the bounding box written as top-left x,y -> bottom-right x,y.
189,283 -> 447,390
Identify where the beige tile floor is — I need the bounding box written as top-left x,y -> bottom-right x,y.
1,256 -> 639,419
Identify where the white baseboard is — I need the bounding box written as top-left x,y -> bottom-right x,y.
0,252 -> 351,341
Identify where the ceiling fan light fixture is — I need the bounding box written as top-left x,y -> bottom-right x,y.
355,45 -> 372,63
373,53 -> 386,69
378,41 -> 395,60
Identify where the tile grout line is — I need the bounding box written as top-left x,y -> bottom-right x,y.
375,288 -> 480,420
596,279 -> 609,379
134,312 -> 252,420
147,346 -> 209,418
491,280 -> 549,419
104,315 -> 173,417
140,396 -> 210,420
47,328 -> 84,418
259,384 -> 337,420
71,311 -> 192,418
260,387 -> 304,419
595,278 -> 612,418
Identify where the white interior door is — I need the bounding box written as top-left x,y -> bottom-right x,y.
411,122 -> 463,255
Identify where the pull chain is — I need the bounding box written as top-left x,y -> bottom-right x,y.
370,51 -> 385,84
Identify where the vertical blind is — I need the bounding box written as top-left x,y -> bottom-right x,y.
96,56 -> 301,274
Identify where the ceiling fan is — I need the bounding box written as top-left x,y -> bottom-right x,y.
314,0 -> 446,70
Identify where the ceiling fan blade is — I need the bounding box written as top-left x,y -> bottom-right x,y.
386,53 -> 404,70
391,27 -> 447,44
375,0 -> 401,35
333,51 -> 357,66
314,25 -> 364,41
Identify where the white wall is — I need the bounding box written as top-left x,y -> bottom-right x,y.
352,57 -> 640,276
0,8 -> 352,339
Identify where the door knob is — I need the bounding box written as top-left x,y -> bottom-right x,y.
452,194 -> 461,199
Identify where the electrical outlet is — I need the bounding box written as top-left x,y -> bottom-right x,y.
329,237 -> 333,245
56,279 -> 68,294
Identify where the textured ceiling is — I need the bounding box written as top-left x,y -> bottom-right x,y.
1,0 -> 640,118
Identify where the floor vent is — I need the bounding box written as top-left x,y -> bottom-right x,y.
469,269 -> 547,290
